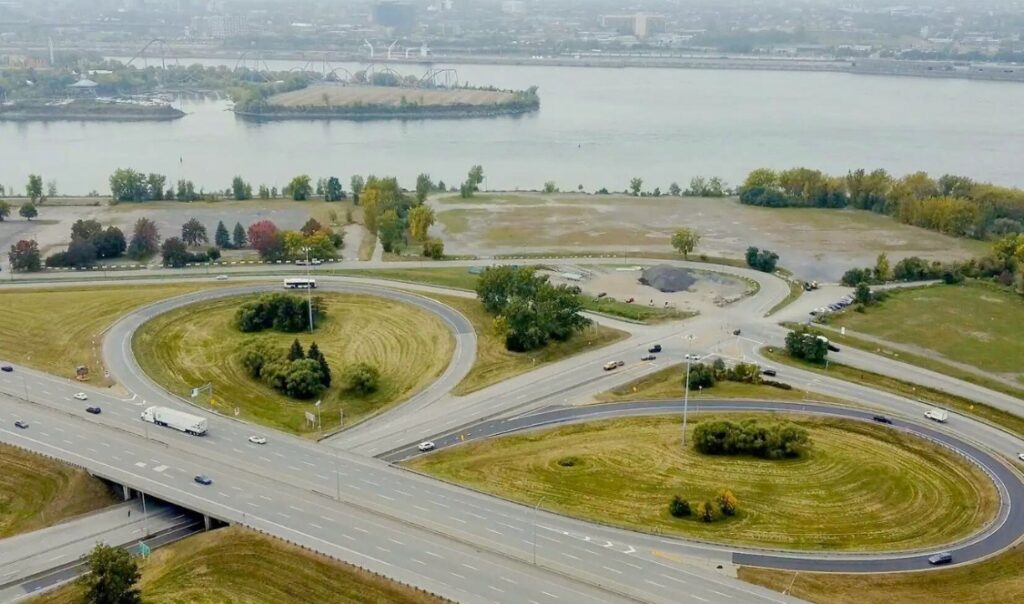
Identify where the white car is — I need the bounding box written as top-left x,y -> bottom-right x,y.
215,275 -> 229,281
248,435 -> 267,445
418,441 -> 436,452
1018,453 -> 1024,462
73,392 -> 88,401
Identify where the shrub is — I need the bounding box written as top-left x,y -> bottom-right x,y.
557,456 -> 580,467
716,489 -> 738,516
697,501 -> 715,523
692,418 -> 810,459
669,496 -> 691,518
343,362 -> 380,395
422,238 -> 445,259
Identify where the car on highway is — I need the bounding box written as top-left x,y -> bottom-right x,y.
640,354 -> 656,361
603,360 -> 625,371
86,406 -> 101,415
418,441 -> 436,452
684,353 -> 701,361
648,344 -> 662,353
1018,453 -> 1024,462
928,552 -> 953,565
925,409 -> 949,423
73,392 -> 88,400
215,275 -> 229,281
194,475 -> 213,485
14,420 -> 28,429
248,435 -> 267,445
1,365 -> 12,372
761,368 -> 777,377
872,415 -> 893,424
826,343 -> 841,352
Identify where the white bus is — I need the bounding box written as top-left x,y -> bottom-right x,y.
283,278 -> 317,289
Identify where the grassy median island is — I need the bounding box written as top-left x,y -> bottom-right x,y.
132,292 -> 453,434
0,443 -> 118,538
739,541 -> 1024,604
30,526 -> 446,604
0,283 -> 227,386
408,415 -> 997,551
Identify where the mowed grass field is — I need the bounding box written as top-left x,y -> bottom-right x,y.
0,443 -> 118,538
740,542 -> 1024,604
0,283 -> 225,385
408,415 -> 997,551
830,282 -> 1024,378
427,293 -> 628,395
30,526 -> 446,604
270,84 -> 516,108
132,293 -> 454,434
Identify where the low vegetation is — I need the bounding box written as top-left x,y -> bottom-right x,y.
0,443 -> 118,538
408,415 -> 996,550
30,526 -> 447,604
740,542 -> 1024,604
133,293 -> 453,433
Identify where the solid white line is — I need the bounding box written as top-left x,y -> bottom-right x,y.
542,591 -> 559,599
644,580 -> 666,588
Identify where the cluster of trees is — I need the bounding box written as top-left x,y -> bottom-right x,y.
459,165 -> 485,199
784,328 -> 830,363
745,246 -> 779,273
80,543 -> 141,604
245,218 -> 343,262
362,175 -> 444,257
738,167 -> 1024,240
0,199 -> 39,222
628,176 -> 729,198
476,265 -> 591,352
235,293 -> 325,333
8,239 -> 41,272
693,419 -> 810,459
240,338 -> 332,399
45,219 -> 126,268
686,359 -> 764,390
669,490 -> 738,523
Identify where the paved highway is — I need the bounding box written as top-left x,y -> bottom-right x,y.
1,260 -> 1022,603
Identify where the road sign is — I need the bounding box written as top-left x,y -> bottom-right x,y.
305,411 -> 316,425
234,407 -> 240,416
138,542 -> 151,558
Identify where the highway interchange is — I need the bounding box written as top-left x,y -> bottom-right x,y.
1,257 -> 1023,603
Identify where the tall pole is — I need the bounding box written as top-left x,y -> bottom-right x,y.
682,334 -> 694,447
141,491 -> 149,538
304,247 -> 313,332
532,496 -> 546,565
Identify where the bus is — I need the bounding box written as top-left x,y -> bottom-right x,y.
283,278 -> 317,289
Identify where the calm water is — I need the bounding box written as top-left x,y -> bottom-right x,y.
2,60 -> 1023,194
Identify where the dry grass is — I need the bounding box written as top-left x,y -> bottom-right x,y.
0,443 -> 118,538
29,526 -> 448,604
132,293 -> 453,434
739,542 -> 1024,604
426,293 -> 629,395
0,283 -> 225,386
270,84 -> 516,108
408,415 -> 998,551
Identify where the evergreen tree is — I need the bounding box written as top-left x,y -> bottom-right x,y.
307,341 -> 331,387
232,222 -> 247,248
288,338 -> 305,361
215,220 -> 231,249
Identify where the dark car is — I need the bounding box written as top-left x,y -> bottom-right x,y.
14,420 -> 28,429
1,365 -> 12,372
86,406 -> 101,415
928,552 -> 953,565
194,475 -> 213,485
827,343 -> 841,352
872,415 -> 893,424
732,329 -> 742,336
761,368 -> 777,377
648,344 -> 662,353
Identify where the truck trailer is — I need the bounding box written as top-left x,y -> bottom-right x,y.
140,406 -> 208,435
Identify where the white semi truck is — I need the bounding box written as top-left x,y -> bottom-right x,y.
140,406 -> 208,436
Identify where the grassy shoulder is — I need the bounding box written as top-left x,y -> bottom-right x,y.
0,443 -> 118,539
740,542 -> 1024,604
0,283 -> 226,386
407,414 -> 997,551
761,347 -> 1024,438
132,293 -> 453,434
29,525 -> 447,604
766,279 -> 804,317
827,281 -> 1024,379
426,293 -> 628,395
595,363 -> 841,404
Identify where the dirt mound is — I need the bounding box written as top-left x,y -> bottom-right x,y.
639,265 -> 698,292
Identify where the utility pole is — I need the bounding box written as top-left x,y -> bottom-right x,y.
302,246 -> 313,332
682,334 -> 695,447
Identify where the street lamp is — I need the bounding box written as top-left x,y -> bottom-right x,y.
681,334 -> 695,447
532,496 -> 546,565
301,246 -> 313,332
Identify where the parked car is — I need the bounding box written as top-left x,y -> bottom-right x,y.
1,365 -> 12,372
86,406 -> 101,415
193,475 -> 213,486
640,354 -> 656,361
872,415 -> 893,424
248,435 -> 267,445
928,552 -> 953,565
648,344 -> 662,353
761,368 -> 777,377
14,420 -> 28,429
418,441 -> 436,452
73,392 -> 88,401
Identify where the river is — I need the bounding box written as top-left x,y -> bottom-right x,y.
2,59 -> 1023,194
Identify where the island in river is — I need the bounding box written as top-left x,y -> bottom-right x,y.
0,98 -> 184,122
233,84 -> 540,121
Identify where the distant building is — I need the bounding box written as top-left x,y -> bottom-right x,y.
373,2 -> 416,29
601,13 -> 665,39
189,15 -> 250,39
68,77 -> 99,97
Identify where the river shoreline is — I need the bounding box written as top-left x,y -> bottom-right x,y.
234,104 -> 537,121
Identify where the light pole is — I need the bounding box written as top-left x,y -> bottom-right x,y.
681,334 -> 695,447
141,491 -> 149,538
532,496 -> 546,565
301,246 -> 313,332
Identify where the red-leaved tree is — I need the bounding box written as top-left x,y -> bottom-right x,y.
247,220 -> 279,255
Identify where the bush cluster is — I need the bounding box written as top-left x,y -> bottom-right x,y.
240,339 -> 331,399
784,328 -> 829,363
745,246 -> 779,273
687,358 -> 763,390
692,419 -> 809,459
668,489 -> 739,523
235,293 -> 325,333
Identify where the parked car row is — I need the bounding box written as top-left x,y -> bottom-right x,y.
810,295 -> 855,317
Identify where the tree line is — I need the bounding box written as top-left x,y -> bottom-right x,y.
693,418 -> 810,459
738,167 -> 1024,240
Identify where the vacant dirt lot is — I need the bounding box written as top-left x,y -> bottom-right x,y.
431,192 -> 989,280
270,85 -> 517,108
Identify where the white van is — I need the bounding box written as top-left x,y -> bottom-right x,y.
925,409 -> 949,423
